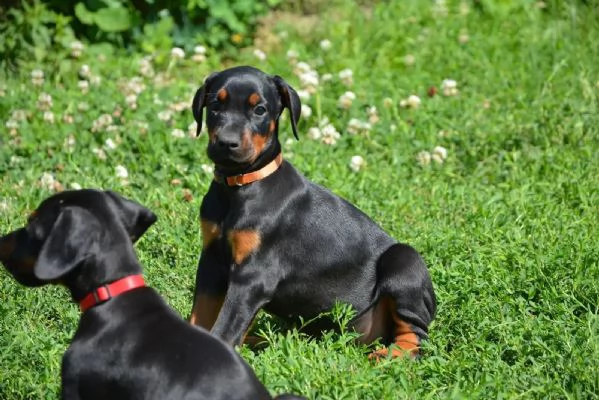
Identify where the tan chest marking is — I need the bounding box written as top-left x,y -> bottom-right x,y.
200,219 -> 221,248
227,229 -> 261,265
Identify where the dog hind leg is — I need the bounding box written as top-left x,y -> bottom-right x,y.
370,243 -> 436,359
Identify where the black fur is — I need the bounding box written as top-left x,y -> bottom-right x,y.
190,66 -> 436,357
0,189 -> 304,400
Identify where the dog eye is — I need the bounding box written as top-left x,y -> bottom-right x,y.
254,106 -> 267,116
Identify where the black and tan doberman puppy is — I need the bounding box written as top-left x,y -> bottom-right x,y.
0,189 -> 304,400
189,66 -> 437,359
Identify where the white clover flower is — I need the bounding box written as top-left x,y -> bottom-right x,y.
194,45 -> 207,55
70,182 -> 82,190
0,200 -> 8,211
170,47 -> 185,60
188,122 -> 199,137
294,61 -> 312,75
79,64 -> 91,78
78,102 -> 89,112
126,94 -> 138,109
115,165 -> 129,179
64,135 -> 76,152
320,39 -> 332,51
383,97 -> 394,108
192,54 -> 207,63
70,41 -> 84,58
432,0 -> 449,16
92,147 -> 107,160
321,123 -> 340,145
61,113 -> 73,124
307,127 -> 322,140
158,110 -> 173,121
338,91 -> 356,110
171,128 -> 185,138
31,69 -> 44,86
253,49 -> 267,61
169,101 -> 188,113
300,104 -> 312,119
43,111 -> 55,123
139,57 -> 155,77
105,138 -> 117,150
6,119 -> 19,129
286,49 -> 299,64
296,89 -> 311,101
400,95 -> 421,109
433,146 -> 448,160
134,121 -> 149,135
37,93 -> 53,110
91,114 -> 114,133
403,54 -> 416,66
459,32 -> 469,44
201,164 -> 214,174
346,118 -> 372,135
78,80 -> 89,93
90,75 -> 102,86
338,68 -> 354,86
417,151 -> 432,166
40,172 -> 55,190
12,110 -> 27,121
321,73 -> 333,82
349,155 -> 365,172
299,70 -> 319,93
442,79 -> 459,96
367,106 -> 380,124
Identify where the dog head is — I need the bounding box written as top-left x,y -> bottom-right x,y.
0,189 -> 156,287
191,66 -> 301,169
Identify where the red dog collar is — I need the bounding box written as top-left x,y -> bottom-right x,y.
79,275 -> 145,312
215,153 -> 283,186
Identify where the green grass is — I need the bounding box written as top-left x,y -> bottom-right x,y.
1,0 -> 598,398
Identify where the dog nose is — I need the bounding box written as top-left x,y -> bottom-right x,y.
217,137 -> 240,150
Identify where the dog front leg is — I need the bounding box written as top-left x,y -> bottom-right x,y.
210,267 -> 275,346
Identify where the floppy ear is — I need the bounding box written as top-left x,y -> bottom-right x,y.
191,72 -> 219,136
105,191 -> 157,243
34,207 -> 99,281
273,75 -> 301,140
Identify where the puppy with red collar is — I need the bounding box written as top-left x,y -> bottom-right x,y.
189,66 -> 436,359
0,189 -> 304,399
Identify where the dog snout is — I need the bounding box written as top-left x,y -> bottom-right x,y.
216,135 -> 241,150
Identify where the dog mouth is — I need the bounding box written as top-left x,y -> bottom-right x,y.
207,147 -> 255,169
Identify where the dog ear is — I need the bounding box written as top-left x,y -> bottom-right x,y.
105,191 -> 157,243
273,75 -> 301,140
191,72 -> 219,136
34,207 -> 99,281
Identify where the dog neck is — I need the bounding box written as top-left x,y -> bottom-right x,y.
79,274 -> 146,312
213,141 -> 282,186
62,248 -> 143,303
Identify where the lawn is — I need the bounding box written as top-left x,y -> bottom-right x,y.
1,0 -> 598,399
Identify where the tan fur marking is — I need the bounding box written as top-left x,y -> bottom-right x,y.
251,134 -> 267,160
268,120 -> 276,134
208,129 -> 217,144
368,298 -> 421,360
217,88 -> 228,102
248,93 -> 261,106
189,294 -> 225,330
200,219 -> 221,248
227,229 -> 261,265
